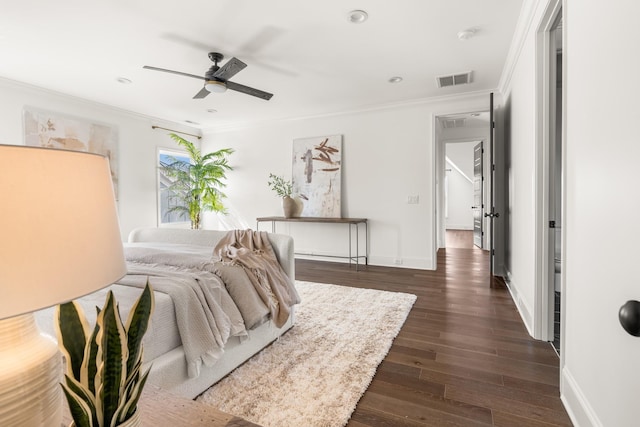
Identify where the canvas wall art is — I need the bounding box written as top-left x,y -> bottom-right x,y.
23,107 -> 119,198
292,135 -> 342,217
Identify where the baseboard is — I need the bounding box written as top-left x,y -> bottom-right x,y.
561,367 -> 602,427
294,251 -> 434,270
445,225 -> 474,230
503,268 -> 534,336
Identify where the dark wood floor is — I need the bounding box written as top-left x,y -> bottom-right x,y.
294,231 -> 572,427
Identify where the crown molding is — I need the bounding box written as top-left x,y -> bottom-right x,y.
0,76 -> 200,136
498,0 -> 540,96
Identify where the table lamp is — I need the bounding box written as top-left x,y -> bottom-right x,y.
0,145 -> 126,426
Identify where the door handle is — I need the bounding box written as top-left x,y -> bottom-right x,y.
619,300 -> 640,336
484,212 -> 500,218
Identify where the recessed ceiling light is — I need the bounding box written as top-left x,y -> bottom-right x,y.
457,29 -> 476,41
348,10 -> 368,24
184,120 -> 200,125
116,77 -> 132,84
388,76 -> 403,83
206,109 -> 217,114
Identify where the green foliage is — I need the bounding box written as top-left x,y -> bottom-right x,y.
267,173 -> 293,197
159,133 -> 234,229
55,282 -> 155,427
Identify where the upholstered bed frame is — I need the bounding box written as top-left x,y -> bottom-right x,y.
127,227 -> 296,399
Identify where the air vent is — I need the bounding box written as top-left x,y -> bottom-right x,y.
436,71 -> 473,88
441,118 -> 466,129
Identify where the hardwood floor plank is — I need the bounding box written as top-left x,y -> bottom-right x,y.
492,411 -> 569,427
358,392 -> 492,427
295,230 -> 572,427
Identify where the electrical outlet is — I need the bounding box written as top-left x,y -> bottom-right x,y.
394,258 -> 403,265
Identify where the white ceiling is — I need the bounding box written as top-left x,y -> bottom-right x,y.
0,0 -> 523,131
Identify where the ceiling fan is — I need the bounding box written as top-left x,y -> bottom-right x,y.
143,52 -> 273,100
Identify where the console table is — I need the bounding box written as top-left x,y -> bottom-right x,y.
256,216 -> 368,270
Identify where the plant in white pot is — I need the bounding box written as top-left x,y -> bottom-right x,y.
55,282 -> 155,427
268,173 -> 298,218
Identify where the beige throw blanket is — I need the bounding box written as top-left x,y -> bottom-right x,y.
213,230 -> 301,328
120,264 -> 246,379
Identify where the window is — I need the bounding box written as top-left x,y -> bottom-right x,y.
157,148 -> 190,226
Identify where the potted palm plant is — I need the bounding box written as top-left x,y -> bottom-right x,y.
55,282 -> 155,427
268,173 -> 297,218
159,133 -> 234,229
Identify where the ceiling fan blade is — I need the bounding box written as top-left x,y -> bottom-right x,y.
226,81 -> 273,100
213,57 -> 247,81
143,65 -> 206,81
193,86 -> 210,99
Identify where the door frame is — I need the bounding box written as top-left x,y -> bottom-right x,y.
433,108 -> 492,261
533,0 -> 565,358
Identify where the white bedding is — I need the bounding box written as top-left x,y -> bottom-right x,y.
35,284 -> 180,362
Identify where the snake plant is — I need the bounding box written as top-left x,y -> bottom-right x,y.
55,282 -> 155,427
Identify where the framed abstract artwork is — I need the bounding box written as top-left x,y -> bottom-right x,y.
292,134 -> 342,217
23,107 -> 119,198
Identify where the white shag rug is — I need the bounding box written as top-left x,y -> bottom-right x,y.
196,280 -> 416,427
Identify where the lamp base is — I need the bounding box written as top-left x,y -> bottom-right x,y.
0,313 -> 62,426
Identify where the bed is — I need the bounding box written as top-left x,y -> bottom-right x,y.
35,227 -> 298,399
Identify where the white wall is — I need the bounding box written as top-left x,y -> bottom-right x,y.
445,141 -> 475,230
500,3 -> 539,332
0,78 -> 197,240
202,94 -> 490,270
503,0 -> 640,425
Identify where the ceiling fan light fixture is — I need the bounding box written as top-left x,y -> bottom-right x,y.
348,10 -> 368,24
205,80 -> 227,93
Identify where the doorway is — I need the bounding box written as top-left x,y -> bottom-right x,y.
534,1 -> 565,352
435,112 -> 490,252
549,15 -> 564,354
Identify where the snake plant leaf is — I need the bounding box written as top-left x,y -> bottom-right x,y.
124,281 -> 154,375
64,374 -> 98,427
122,367 -> 151,421
96,290 -> 128,426
81,317 -> 101,395
55,301 -> 89,381
61,382 -> 94,427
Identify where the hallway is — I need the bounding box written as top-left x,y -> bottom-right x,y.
295,239 -> 571,426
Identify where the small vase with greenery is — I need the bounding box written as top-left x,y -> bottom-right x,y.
159,133 -> 234,229
55,282 -> 155,427
268,173 -> 297,218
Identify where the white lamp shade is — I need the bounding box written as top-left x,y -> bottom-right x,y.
0,145 -> 126,319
